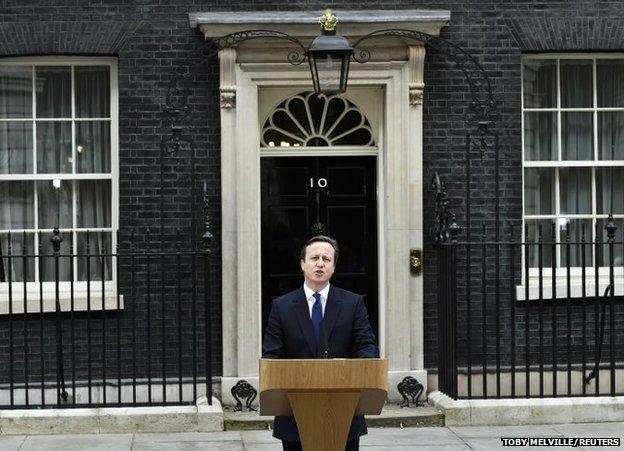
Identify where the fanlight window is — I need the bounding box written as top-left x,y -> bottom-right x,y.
261,91 -> 374,147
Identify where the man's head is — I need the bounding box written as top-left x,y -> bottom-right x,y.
300,235 -> 339,291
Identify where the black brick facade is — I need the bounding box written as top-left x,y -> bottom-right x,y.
0,1 -> 622,384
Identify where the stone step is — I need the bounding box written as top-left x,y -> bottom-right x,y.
223,403 -> 444,431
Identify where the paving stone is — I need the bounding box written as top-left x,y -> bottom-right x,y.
460,437 -> 579,451
449,424 -> 563,438
364,426 -> 464,445
20,434 -> 132,451
132,442 -> 243,451
0,436 -> 25,451
551,422 -> 624,438
133,432 -> 241,442
241,444 -> 282,451
240,430 -> 276,444
360,446 -> 471,451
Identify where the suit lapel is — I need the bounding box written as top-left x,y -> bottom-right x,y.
323,285 -> 342,342
293,288 -> 317,356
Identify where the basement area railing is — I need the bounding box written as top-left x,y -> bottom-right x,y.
0,227 -> 214,409
437,217 -> 624,399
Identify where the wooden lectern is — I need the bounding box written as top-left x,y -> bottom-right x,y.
259,358 -> 388,451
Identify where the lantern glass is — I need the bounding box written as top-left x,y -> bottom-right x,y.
311,52 -> 347,95
307,31 -> 353,96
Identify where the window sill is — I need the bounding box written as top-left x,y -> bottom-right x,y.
515,277 -> 624,301
0,291 -> 124,315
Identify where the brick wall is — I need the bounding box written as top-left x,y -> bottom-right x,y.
0,1 -> 622,383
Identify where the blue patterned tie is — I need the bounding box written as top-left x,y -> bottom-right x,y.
311,292 -> 323,348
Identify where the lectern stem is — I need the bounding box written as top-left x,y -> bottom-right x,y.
288,391 -> 360,451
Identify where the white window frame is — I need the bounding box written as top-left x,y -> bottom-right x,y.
0,56 -> 119,313
519,53 -> 624,300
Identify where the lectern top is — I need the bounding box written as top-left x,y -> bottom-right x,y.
259,358 -> 388,416
259,358 -> 387,392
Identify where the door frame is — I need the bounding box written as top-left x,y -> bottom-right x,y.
216,44 -> 429,405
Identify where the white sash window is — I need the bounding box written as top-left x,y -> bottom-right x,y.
0,57 -> 118,312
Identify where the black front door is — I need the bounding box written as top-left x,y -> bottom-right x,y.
260,156 -> 378,340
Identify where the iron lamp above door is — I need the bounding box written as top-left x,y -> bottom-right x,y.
307,10 -> 353,96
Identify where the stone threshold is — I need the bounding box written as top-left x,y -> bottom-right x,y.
0,397 -> 223,435
428,390 -> 624,426
0,398 -> 443,435
224,403 -> 444,431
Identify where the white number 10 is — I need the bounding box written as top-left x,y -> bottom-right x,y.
309,177 -> 328,188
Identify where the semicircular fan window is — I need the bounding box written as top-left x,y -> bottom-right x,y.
261,91 -> 375,148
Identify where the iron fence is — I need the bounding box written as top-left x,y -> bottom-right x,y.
437,217 -> 624,399
0,227 -> 213,409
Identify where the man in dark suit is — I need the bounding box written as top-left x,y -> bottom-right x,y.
262,235 -> 379,451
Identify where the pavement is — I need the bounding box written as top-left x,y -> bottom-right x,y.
1,423 -> 624,451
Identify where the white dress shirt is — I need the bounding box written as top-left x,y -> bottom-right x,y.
303,283 -> 329,318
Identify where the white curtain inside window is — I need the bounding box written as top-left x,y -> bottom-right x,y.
0,122 -> 32,174
597,168 -> 624,215
0,66 -> 31,118
0,232 -> 35,282
0,181 -> 34,282
76,121 -> 111,173
35,67 -> 71,118
75,66 -> 110,118
524,112 -> 556,161
0,181 -> 34,231
524,168 -> 555,215
36,121 -> 72,174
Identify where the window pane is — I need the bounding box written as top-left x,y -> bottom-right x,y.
524,112 -> 556,161
77,232 -> 112,281
523,60 -> 556,108
596,168 -> 624,215
560,60 -> 593,108
597,60 -> 624,108
0,66 -> 32,118
0,181 -> 34,229
596,219 -> 623,267
76,121 -> 111,173
524,168 -> 555,215
37,179 -> 72,229
526,219 -> 555,268
559,168 -> 592,215
559,218 -> 592,267
562,112 -> 593,160
598,112 -> 624,160
76,180 -> 111,228
75,66 -> 110,118
36,121 -> 72,173
0,232 -> 35,282
0,121 -> 33,174
35,67 -> 71,118
39,231 -> 73,282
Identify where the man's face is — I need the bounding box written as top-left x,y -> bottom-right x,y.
300,241 -> 336,289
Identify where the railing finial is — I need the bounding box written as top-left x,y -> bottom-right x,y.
605,214 -> 617,241
50,228 -> 63,254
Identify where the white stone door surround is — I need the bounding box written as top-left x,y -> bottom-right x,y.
189,9 -> 451,405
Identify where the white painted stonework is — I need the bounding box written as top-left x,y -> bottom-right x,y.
428,390 -> 624,426
0,397 -> 223,434
191,10 -> 450,406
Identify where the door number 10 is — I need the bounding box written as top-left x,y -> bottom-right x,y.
310,177 -> 328,188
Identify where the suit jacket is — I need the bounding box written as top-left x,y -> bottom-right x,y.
262,285 -> 379,442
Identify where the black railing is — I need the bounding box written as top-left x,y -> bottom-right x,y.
0,228 -> 213,409
437,216 -> 624,399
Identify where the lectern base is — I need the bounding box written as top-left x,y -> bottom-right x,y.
288,391 -> 360,451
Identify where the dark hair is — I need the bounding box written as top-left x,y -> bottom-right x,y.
300,235 -> 339,263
